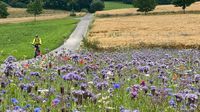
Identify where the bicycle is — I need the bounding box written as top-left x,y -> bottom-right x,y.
34,45 -> 41,58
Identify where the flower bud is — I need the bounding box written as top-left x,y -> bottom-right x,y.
60,86 -> 64,95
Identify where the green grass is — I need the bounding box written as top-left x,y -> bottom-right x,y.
104,1 -> 133,10
0,18 -> 79,62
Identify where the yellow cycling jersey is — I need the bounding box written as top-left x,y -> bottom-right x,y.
32,38 -> 42,45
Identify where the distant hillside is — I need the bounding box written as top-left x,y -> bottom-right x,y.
7,7 -> 69,18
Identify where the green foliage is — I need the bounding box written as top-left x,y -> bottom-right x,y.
77,0 -> 93,10
43,0 -> 93,11
134,0 -> 157,14
0,18 -> 79,62
155,0 -> 172,4
0,1 -> 9,18
172,0 -> 196,13
89,0 -> 105,13
26,0 -> 43,20
82,37 -> 100,50
81,8 -> 89,13
43,0 -> 69,10
122,0 -> 133,4
3,0 -> 31,8
66,0 -> 78,10
70,9 -> 76,16
0,1 -> 9,6
3,0 -> 93,11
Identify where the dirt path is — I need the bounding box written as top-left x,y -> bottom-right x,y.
50,13 -> 94,53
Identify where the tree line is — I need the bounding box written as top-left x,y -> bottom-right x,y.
1,0 -> 104,11
0,0 -> 105,18
0,0 -> 199,18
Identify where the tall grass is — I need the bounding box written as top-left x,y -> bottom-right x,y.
0,18 -> 79,62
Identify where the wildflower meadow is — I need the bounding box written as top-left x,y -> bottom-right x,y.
0,49 -> 199,112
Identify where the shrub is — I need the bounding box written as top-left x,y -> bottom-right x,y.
1,1 -> 9,6
82,36 -> 100,50
172,0 -> 196,13
122,0 -> 133,4
134,0 -> 157,14
70,9 -> 77,16
155,0 -> 172,4
3,0 -> 30,8
89,0 -> 105,13
10,2 -> 27,8
81,8 -> 89,13
0,1 -> 9,18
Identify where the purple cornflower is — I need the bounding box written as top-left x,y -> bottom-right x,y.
72,54 -> 79,61
131,91 -> 138,99
174,93 -> 184,103
138,66 -> 150,73
133,110 -> 140,112
140,80 -> 145,86
113,83 -> 120,89
4,56 -> 16,63
115,64 -> 123,70
24,104 -> 31,109
142,86 -> 148,93
151,86 -> 156,95
62,72 -> 83,81
80,83 -> 88,90
30,72 -> 40,76
14,106 -> 20,110
1,90 -> 6,94
11,98 -> 18,104
186,94 -> 198,104
18,77 -> 23,81
194,74 -> 200,82
52,98 -> 60,106
34,107 -> 41,112
169,98 -> 176,108
96,81 -> 109,90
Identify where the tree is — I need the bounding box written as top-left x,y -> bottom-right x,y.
134,0 -> 157,14
155,0 -> 172,4
89,0 -> 105,13
77,0 -> 93,10
172,0 -> 196,13
3,0 -> 31,8
65,0 -> 78,16
27,0 -> 43,21
43,0 -> 69,10
66,0 -> 78,11
0,1 -> 9,18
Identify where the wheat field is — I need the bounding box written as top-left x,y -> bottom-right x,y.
0,7 -> 84,24
96,2 -> 200,17
88,14 -> 200,49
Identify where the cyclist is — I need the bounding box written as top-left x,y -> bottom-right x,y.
32,35 -> 42,58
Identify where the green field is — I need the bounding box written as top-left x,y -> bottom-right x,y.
104,1 -> 133,10
0,18 -> 79,62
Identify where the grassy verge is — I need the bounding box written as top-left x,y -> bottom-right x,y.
104,1 -> 133,10
96,10 -> 200,18
0,17 -> 79,62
